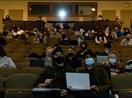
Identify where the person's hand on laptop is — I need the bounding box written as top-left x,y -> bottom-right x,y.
59,89 -> 68,96
90,85 -> 99,92
37,78 -> 54,87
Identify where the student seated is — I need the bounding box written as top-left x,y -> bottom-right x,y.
120,34 -> 132,46
95,29 -> 107,44
124,59 -> 132,73
0,46 -> 16,68
77,42 -> 94,59
33,49 -> 75,98
65,47 -> 82,69
76,54 -> 112,98
105,51 -> 121,75
98,43 -> 112,56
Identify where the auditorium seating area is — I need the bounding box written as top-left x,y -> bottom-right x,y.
1,33 -> 131,69
0,29 -> 131,97
0,1 -> 132,97
3,20 -> 45,31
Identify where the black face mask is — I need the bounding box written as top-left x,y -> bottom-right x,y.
81,47 -> 87,50
127,38 -> 130,41
99,33 -> 103,36
68,53 -> 74,57
54,56 -> 64,64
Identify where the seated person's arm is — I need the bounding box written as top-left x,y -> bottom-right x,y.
37,78 -> 54,88
33,68 -> 54,87
120,39 -> 127,46
95,37 -> 101,44
103,36 -> 107,43
90,85 -> 99,92
7,57 -> 16,68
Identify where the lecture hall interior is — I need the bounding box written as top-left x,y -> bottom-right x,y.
0,0 -> 132,98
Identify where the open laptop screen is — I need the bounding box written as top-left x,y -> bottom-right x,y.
96,56 -> 108,64
66,72 -> 90,90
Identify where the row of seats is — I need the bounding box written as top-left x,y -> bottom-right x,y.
0,67 -> 45,79
4,37 -> 132,69
0,71 -> 132,98
0,73 -> 39,98
112,73 -> 132,98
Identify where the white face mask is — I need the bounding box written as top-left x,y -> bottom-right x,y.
109,58 -> 117,64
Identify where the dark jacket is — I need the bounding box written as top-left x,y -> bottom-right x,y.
77,49 -> 95,59
34,66 -> 75,89
65,55 -> 82,69
78,66 -> 112,92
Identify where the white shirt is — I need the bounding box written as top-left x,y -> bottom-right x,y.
120,39 -> 132,46
95,36 -> 107,44
0,56 -> 16,68
17,30 -> 24,35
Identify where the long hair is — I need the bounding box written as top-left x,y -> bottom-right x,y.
108,51 -> 120,68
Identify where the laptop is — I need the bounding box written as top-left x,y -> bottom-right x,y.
96,55 -> 108,64
66,72 -> 90,90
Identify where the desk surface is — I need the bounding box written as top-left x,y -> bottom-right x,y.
32,88 -> 89,92
32,88 -> 60,92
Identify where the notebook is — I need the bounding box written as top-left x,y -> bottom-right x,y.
96,56 -> 108,64
66,72 -> 90,90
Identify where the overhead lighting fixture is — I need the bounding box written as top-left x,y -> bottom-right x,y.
58,9 -> 67,18
91,8 -> 96,11
124,2 -> 129,7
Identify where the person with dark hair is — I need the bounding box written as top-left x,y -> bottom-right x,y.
3,15 -> 11,22
95,29 -> 107,44
77,42 -> 94,59
75,55 -> 112,98
59,33 -> 70,45
98,15 -> 103,21
65,47 -> 82,69
0,34 -> 7,46
114,26 -> 124,37
33,49 -> 75,98
0,46 -> 16,68
52,44 -> 63,56
36,16 -> 46,32
123,28 -> 131,36
99,43 -> 112,56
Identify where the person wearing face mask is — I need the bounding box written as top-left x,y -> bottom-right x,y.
33,49 -> 75,98
45,47 -> 53,67
60,33 -> 70,45
65,47 -> 82,69
75,54 -> 112,98
106,52 -> 121,75
77,42 -> 94,59
98,43 -> 111,56
120,34 -> 132,46
95,29 -> 108,44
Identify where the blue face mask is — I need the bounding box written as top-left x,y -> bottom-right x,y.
85,58 -> 94,66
